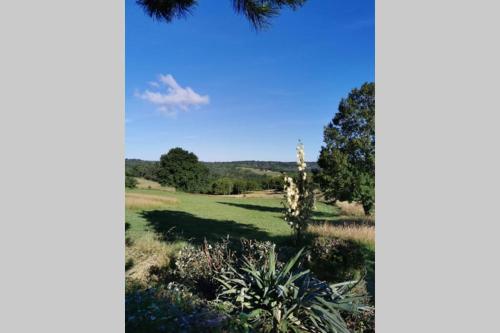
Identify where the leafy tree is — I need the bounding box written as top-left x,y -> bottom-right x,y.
211,178 -> 234,195
158,147 -> 209,192
317,82 -> 375,215
125,175 -> 138,189
136,0 -> 307,30
231,179 -> 246,194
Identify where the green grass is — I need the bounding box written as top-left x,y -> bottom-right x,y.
125,187 -> 375,297
126,188 -> 340,244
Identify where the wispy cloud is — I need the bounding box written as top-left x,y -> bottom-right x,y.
136,74 -> 209,116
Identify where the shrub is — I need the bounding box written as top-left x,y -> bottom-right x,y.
307,236 -> 366,282
216,247 -> 366,333
125,281 -> 233,333
174,238 -> 236,299
126,175 -> 138,188
173,238 -> 283,300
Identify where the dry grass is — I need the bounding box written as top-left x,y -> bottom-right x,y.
308,223 -> 375,250
125,192 -> 178,210
126,232 -> 186,284
335,201 -> 367,217
135,177 -> 176,191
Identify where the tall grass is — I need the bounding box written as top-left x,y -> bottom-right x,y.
335,201 -> 367,217
125,192 -> 178,210
307,223 -> 375,250
126,232 -> 186,284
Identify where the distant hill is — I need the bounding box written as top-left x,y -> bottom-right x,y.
126,159 -> 318,176
202,161 -> 319,175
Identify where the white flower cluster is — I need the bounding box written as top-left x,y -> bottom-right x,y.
283,142 -> 315,236
296,143 -> 307,172
284,176 -> 300,223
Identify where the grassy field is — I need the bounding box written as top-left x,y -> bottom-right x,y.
125,183 -> 375,297
125,186 -> 374,249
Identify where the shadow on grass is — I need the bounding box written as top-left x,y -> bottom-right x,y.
140,210 -> 290,245
217,202 -> 337,219
140,209 -> 375,299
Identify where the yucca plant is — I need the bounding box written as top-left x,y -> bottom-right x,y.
216,246 -> 367,333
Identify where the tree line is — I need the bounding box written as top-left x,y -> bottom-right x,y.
125,152 -> 288,194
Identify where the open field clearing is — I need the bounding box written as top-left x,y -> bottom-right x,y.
125,187 -> 375,298
125,188 -> 374,249
125,192 -> 178,210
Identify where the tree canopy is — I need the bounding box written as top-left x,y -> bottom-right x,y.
158,147 -> 210,192
136,0 -> 307,30
317,82 -> 375,215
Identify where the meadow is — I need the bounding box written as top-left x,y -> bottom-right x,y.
125,176 -> 375,332
125,179 -> 375,284
125,182 -> 374,250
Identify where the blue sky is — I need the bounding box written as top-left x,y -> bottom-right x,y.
126,0 -> 374,162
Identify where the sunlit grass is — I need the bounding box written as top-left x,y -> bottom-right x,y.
125,192 -> 178,210
307,223 -> 375,250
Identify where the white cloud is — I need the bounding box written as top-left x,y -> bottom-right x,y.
137,74 -> 209,116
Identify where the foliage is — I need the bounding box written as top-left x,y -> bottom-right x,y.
173,238 -> 280,300
126,175 -> 139,189
174,238 -> 236,299
157,147 -> 210,193
344,308 -> 375,333
125,281 -> 234,333
283,143 -> 315,241
216,247 -> 365,333
126,159 -> 161,182
306,236 -> 366,282
211,178 -> 234,195
204,160 -> 318,175
136,0 -> 307,30
126,158 -> 306,193
317,82 -> 375,215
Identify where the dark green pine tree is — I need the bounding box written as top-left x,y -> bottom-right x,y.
136,0 -> 307,30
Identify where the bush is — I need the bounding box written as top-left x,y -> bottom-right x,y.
216,247 -> 366,333
173,238 -> 282,300
126,175 -> 138,188
125,281 -> 234,333
307,236 -> 366,282
174,238 -> 236,299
